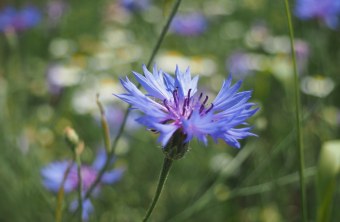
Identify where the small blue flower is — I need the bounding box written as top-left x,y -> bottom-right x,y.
170,12 -> 207,36
0,6 -> 41,32
295,0 -> 340,29
116,65 -> 258,149
227,51 -> 255,80
41,149 -> 124,221
119,0 -> 150,12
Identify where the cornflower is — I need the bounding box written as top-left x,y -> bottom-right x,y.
295,0 -> 340,29
0,6 -> 41,32
116,65 -> 257,159
41,150 -> 124,221
119,0 -> 150,12
170,12 -> 207,36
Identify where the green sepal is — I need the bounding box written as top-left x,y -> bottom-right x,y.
163,130 -> 189,160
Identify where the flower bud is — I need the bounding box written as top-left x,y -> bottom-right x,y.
64,127 -> 79,148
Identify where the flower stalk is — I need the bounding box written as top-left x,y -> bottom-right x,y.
64,127 -> 85,222
75,150 -> 83,222
55,160 -> 74,222
96,94 -> 112,153
283,0 -> 307,221
142,157 -> 173,222
146,0 -> 182,69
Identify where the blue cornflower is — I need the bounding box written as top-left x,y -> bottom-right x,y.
295,0 -> 340,29
41,149 -> 124,221
116,65 -> 258,154
119,0 -> 150,12
170,12 -> 207,36
227,51 -> 256,80
0,6 -> 41,32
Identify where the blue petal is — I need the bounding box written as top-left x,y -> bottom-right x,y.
41,161 -> 76,193
101,168 -> 124,184
70,198 -> 94,222
182,111 -> 219,145
222,134 -> 241,149
157,124 -> 178,146
132,64 -> 172,100
214,94 -> 254,119
137,116 -> 178,146
163,72 -> 175,90
174,65 -> 199,97
213,77 -> 243,110
92,149 -> 115,171
115,77 -> 167,119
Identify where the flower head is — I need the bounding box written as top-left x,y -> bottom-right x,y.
227,51 -> 256,80
46,0 -> 68,27
119,0 -> 150,12
116,65 -> 258,151
0,6 -> 41,32
170,12 -> 207,36
295,0 -> 340,29
41,149 -> 124,221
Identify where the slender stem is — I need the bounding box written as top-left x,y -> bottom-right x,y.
146,0 -> 182,69
55,160 -> 74,222
67,1 -> 184,218
143,157 -> 173,222
75,153 -> 83,222
283,1 -> 307,221
96,94 -> 112,153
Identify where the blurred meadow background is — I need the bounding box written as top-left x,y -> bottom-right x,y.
1,0 -> 340,221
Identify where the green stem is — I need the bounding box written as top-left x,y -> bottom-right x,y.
283,1 -> 307,221
55,160 -> 74,222
75,153 -> 83,222
146,0 -> 182,69
143,157 -> 173,222
96,94 -> 112,153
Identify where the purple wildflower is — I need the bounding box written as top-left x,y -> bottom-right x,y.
116,65 -> 258,149
46,0 -> 68,27
295,0 -> 340,29
0,6 -> 41,32
294,40 -> 309,73
170,12 -> 207,36
119,0 -> 150,12
227,51 -> 257,80
41,149 -> 124,221
100,105 -> 141,137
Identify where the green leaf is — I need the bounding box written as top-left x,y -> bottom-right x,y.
316,140 -> 340,222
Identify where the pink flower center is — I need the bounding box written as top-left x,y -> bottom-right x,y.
81,166 -> 98,190
69,166 -> 98,191
162,88 -> 214,123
